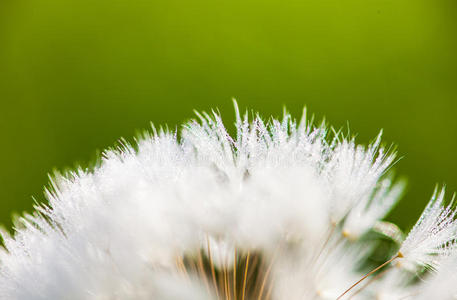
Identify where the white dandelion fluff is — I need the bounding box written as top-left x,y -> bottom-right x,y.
397,187 -> 457,271
416,254 -> 457,299
0,102 -> 456,299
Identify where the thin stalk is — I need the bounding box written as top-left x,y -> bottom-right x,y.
257,243 -> 281,300
233,249 -> 237,300
242,251 -> 251,300
314,224 -> 336,262
348,266 -> 390,299
207,238 -> 220,300
197,251 -> 211,294
336,253 -> 401,300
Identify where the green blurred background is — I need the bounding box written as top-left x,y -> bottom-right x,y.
0,0 -> 456,231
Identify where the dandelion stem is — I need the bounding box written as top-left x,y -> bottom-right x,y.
207,238 -> 220,299
257,243 -> 281,300
233,249 -> 237,300
176,256 -> 189,280
242,251 -> 251,300
224,264 -> 230,300
348,266 -> 390,299
256,257 -> 274,300
336,253 -> 400,300
314,224 -> 336,263
197,251 -> 211,293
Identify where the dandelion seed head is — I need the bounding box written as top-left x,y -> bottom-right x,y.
0,103 -> 455,299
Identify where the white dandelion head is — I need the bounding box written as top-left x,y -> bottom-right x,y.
0,102 -> 456,300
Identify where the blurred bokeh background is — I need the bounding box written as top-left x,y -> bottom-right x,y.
0,0 -> 456,231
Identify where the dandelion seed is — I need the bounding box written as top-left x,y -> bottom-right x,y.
398,187 -> 457,272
